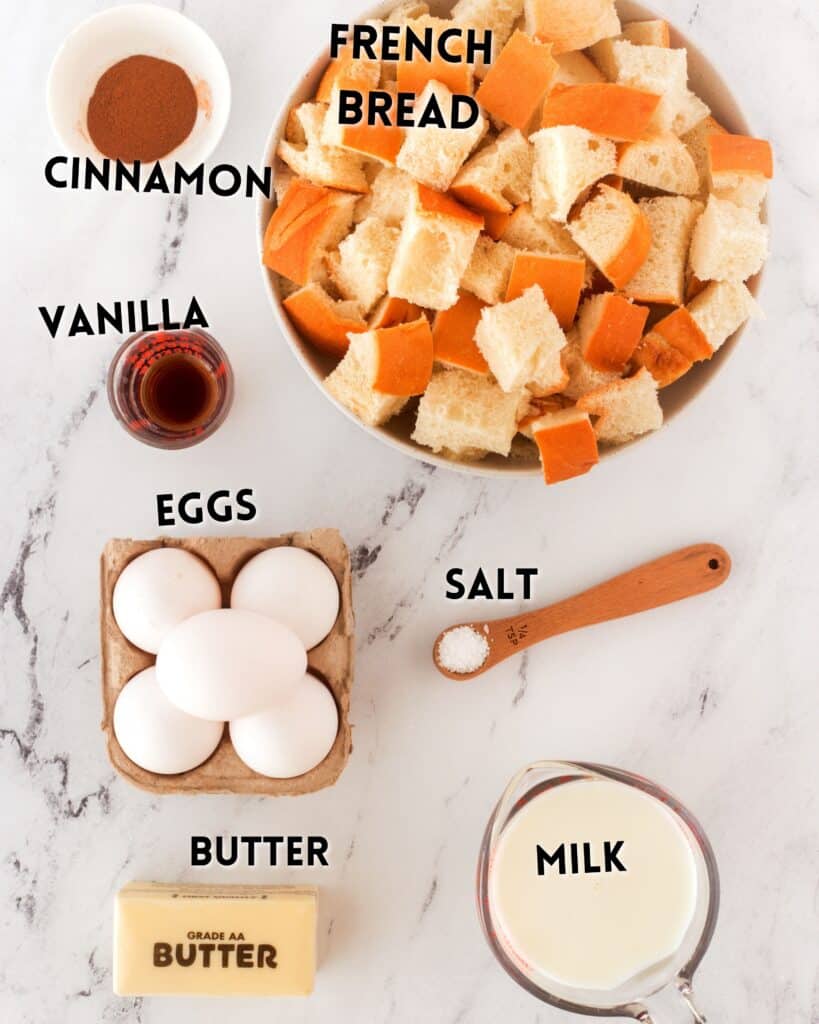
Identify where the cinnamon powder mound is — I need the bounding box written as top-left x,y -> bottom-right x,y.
87,54 -> 198,162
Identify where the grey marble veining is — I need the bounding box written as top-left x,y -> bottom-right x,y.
2,1 -> 818,1022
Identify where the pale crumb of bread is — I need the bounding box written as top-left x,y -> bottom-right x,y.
396,81 -> 487,191
611,41 -> 689,134
355,167 -> 415,226
475,285 -> 568,393
453,129 -> 533,211
562,335 -> 620,400
672,90 -> 710,137
578,367 -> 663,444
530,126 -> 617,222
326,218 -> 401,315
689,195 -> 769,283
278,104 -> 369,193
711,171 -> 769,212
553,50 -> 606,86
624,196 -> 702,305
462,236 -> 517,304
452,0 -> 524,77
324,332 -> 409,427
568,184 -> 644,283
617,133 -> 699,196
687,280 -> 759,352
413,368 -> 523,456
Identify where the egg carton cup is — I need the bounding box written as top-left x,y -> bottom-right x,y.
100,532 -> 354,796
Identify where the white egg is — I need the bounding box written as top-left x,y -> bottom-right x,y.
113,667 -> 224,775
156,608 -> 306,721
229,673 -> 339,779
112,547 -> 222,654
230,547 -> 340,650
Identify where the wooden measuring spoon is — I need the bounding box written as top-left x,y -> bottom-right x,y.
434,543 -> 731,682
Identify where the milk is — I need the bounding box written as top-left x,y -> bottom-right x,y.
488,777 -> 698,993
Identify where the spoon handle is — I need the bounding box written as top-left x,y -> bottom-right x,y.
459,544 -> 731,677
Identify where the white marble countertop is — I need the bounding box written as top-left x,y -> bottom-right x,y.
2,1 -> 817,1021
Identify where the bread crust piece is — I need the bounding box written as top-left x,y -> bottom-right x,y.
395,14 -> 474,95
475,30 -> 558,131
451,128 -> 533,214
576,293 -> 650,373
569,185 -> 652,290
524,0 -> 620,54
577,367 -> 663,444
708,133 -> 773,178
530,126 -> 617,223
541,84 -> 661,143
506,252 -> 585,328
284,283 -> 367,358
432,291 -> 489,373
631,332 -> 693,387
324,333 -> 409,427
530,409 -> 599,484
366,318 -> 434,395
369,296 -> 423,329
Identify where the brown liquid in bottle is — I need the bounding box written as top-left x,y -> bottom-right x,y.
140,353 -> 219,432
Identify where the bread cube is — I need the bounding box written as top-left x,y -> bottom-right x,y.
611,41 -> 688,134
358,318 -> 434,396
388,185 -> 483,310
631,305 -> 711,388
689,196 -> 769,283
283,283 -> 367,358
524,0 -> 620,54
475,285 -> 568,393
622,19 -> 671,46
413,369 -> 522,456
577,367 -> 663,444
452,0 -> 523,78
506,252 -> 585,327
369,296 -> 423,329
475,30 -> 558,130
617,133 -> 699,195
327,217 -> 400,314
576,293 -> 649,373
432,291 -> 490,374
623,196 -> 702,305
462,236 -> 516,304
530,126 -> 617,222
501,203 -> 585,261
396,14 -> 474,95
451,129 -> 533,213
530,408 -> 599,484
562,336 -> 620,400
324,333 -> 409,427
278,104 -> 369,193
672,89 -> 710,136
396,81 -> 487,191
263,180 -> 358,286
687,281 -> 759,352
540,84 -> 661,143
553,51 -> 606,86
569,185 -> 651,289
708,133 -> 773,211
355,167 -> 415,226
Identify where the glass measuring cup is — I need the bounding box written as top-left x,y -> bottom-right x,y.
477,762 -> 719,1023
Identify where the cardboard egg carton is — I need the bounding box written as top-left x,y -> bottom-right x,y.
100,531 -> 354,796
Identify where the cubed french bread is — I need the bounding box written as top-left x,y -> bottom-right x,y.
263,180 -> 358,286
576,292 -> 649,373
632,306 -> 712,386
451,129 -> 533,213
623,19 -> 671,47
501,203 -> 584,258
689,196 -> 769,283
682,116 -> 726,193
452,0 -> 524,78
569,184 -> 652,289
369,295 -> 423,329
474,284 -> 568,393
358,318 -> 435,396
506,251 -> 586,327
475,29 -> 558,130
524,0 -> 620,54
315,46 -> 381,104
278,104 -> 370,193
577,367 -> 663,444
611,41 -> 689,134
412,368 -> 523,456
672,89 -> 710,137
388,185 -> 484,310
617,133 -> 699,195
324,331 -> 410,426
708,133 -> 773,211
396,81 -> 487,191
396,14 -> 474,95
326,217 -> 401,314
623,196 -> 702,305
687,280 -> 759,352
529,408 -> 600,484
322,85 -> 404,166
540,83 -> 661,142
354,167 -> 415,226
462,236 -> 517,304
530,126 -> 617,222
553,51 -> 606,86
283,283 -> 366,358
561,335 -> 620,400
432,291 -> 490,373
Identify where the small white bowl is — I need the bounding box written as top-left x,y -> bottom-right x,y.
47,3 -> 231,167
258,0 -> 766,478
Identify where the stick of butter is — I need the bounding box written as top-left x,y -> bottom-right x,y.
114,882 -> 317,997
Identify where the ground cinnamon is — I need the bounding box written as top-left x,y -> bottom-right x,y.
87,54 -> 198,162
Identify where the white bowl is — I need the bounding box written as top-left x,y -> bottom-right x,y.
47,4 -> 231,168
258,0 -> 766,478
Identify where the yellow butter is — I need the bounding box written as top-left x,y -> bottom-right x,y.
114,882 -> 317,997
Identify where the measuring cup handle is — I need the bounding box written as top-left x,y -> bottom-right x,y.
634,979 -> 708,1024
